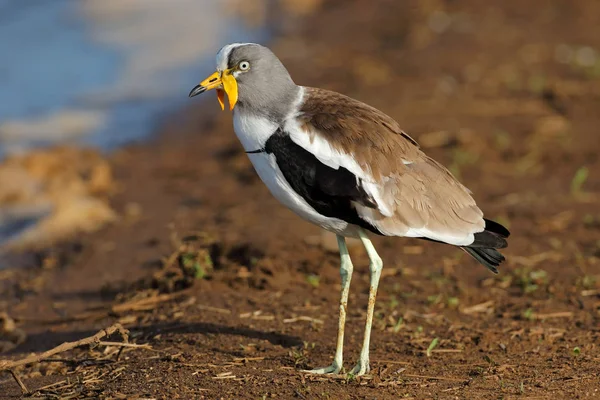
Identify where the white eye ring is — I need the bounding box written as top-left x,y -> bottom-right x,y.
239,61 -> 250,71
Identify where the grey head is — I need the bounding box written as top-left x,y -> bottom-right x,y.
217,43 -> 300,121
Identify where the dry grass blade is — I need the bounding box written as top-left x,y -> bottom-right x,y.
97,341 -> 153,350
402,373 -> 466,382
233,357 -> 265,363
424,349 -> 463,354
460,300 -> 494,314
373,360 -> 411,365
530,311 -> 574,320
239,310 -> 275,320
283,316 -> 324,324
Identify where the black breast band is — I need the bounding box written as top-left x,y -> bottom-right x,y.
263,129 -> 381,235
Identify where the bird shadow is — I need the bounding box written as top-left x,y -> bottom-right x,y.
136,320 -> 302,349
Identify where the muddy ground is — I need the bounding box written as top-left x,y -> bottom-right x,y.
2,0 -> 600,399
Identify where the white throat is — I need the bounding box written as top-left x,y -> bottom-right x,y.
232,109 -> 278,152
232,86 -> 305,151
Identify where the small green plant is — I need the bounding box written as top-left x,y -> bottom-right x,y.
427,294 -> 442,305
522,308 -> 534,320
426,337 -> 440,357
306,274 -> 320,288
483,354 -> 497,366
447,297 -> 459,308
573,346 -> 581,356
571,166 -> 589,196
289,341 -> 314,367
514,268 -> 548,294
181,251 -> 212,280
392,317 -> 404,333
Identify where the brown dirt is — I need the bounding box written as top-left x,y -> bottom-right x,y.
2,0 -> 600,399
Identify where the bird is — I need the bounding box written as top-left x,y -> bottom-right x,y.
189,43 -> 510,376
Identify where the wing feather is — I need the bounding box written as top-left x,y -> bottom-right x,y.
288,87 -> 485,246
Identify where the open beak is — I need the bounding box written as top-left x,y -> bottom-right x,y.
188,69 -> 238,111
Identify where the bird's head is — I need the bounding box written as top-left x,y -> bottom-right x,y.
189,43 -> 298,117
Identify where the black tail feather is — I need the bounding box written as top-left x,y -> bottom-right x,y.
469,218 -> 510,249
462,247 -> 505,274
417,218 -> 510,273
462,219 -> 510,273
484,218 -> 510,238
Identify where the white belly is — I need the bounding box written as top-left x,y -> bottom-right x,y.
232,109 -> 355,236
249,153 -> 354,235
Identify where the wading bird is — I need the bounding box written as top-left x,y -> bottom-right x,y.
189,43 -> 509,376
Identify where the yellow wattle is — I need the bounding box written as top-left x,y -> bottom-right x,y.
221,74 -> 238,111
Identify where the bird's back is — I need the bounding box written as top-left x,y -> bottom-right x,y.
292,87 -> 486,246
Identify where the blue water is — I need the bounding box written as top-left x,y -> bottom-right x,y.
0,1 -> 119,135
0,0 -> 269,155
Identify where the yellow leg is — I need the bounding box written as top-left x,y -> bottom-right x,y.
305,235 -> 353,374
349,228 -> 382,376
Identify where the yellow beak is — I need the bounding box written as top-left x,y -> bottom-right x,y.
188,69 -> 238,111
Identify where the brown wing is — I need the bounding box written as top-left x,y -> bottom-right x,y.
296,87 -> 484,245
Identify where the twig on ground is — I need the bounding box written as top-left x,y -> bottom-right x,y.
239,310 -> 275,320
9,370 -> 28,394
197,304 -> 231,314
424,349 -> 463,354
283,316 -> 324,324
98,341 -> 153,350
233,357 -> 265,363
402,373 -> 466,382
530,311 -> 574,320
373,360 -> 411,365
0,323 -> 128,394
111,292 -> 190,313
460,300 -> 494,314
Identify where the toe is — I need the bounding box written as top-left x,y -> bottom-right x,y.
303,364 -> 341,375
349,362 -> 370,376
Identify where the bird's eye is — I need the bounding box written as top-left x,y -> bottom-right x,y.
239,61 -> 250,71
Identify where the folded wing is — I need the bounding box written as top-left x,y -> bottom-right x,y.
286,87 -> 486,246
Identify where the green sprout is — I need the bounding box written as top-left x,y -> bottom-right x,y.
426,337 -> 440,357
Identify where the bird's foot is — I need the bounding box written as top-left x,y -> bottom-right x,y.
349,359 -> 370,376
303,362 -> 342,375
